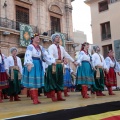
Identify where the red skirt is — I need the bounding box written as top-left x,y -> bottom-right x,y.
0,72 -> 9,89
105,68 -> 117,87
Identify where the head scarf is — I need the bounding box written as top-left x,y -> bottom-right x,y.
93,45 -> 100,52
51,33 -> 60,42
10,47 -> 18,53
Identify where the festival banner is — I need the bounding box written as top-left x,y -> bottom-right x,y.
20,23 -> 33,47
114,40 -> 120,61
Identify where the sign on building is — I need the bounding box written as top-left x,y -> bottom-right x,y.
114,40 -> 120,61
20,24 -> 33,47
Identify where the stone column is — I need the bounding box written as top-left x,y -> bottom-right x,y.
65,0 -> 73,40
36,0 -> 41,33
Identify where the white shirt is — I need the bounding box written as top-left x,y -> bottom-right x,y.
76,51 -> 91,65
24,44 -> 55,66
105,56 -> 120,72
42,62 -> 48,74
48,44 -> 74,62
6,56 -> 23,74
92,53 -> 108,69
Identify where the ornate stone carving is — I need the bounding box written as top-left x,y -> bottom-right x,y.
49,5 -> 63,15
15,0 -> 33,5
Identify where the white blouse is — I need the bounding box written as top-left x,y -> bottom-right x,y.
42,62 -> 48,73
76,51 -> 91,65
6,56 -> 23,74
24,44 -> 55,66
92,53 -> 108,70
48,44 -> 74,62
0,54 -> 7,70
64,64 -> 73,73
105,56 -> 120,72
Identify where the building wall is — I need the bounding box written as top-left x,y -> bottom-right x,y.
0,0 -> 75,57
90,1 -> 120,53
87,0 -> 120,87
73,30 -> 87,51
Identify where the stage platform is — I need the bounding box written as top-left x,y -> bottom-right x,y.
0,91 -> 120,120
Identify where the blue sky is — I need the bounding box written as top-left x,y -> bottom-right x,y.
72,0 -> 92,43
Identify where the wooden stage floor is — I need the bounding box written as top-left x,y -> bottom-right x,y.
0,91 -> 120,120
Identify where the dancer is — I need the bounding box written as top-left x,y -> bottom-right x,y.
75,42 -> 94,98
7,47 -> 22,101
63,58 -> 73,97
92,46 -> 108,96
105,50 -> 120,95
0,48 -> 9,102
22,33 -> 54,104
45,33 -> 75,102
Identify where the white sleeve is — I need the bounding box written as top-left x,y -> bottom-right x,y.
76,51 -> 84,65
24,45 -> 33,66
42,47 -> 55,65
103,57 -> 108,70
48,45 -> 54,59
63,48 -> 74,62
92,54 -> 96,68
70,67 -> 73,73
105,57 -> 111,70
18,58 -> 23,74
115,61 -> 120,72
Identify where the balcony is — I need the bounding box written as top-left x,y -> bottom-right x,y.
0,17 -> 37,33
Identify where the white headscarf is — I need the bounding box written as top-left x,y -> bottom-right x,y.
10,47 -> 18,53
93,45 -> 100,52
51,33 -> 60,42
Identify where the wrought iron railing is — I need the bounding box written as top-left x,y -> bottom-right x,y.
0,17 -> 37,33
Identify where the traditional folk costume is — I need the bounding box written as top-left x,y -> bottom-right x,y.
63,63 -> 73,96
22,44 -> 54,104
105,56 -> 120,95
0,53 -> 9,102
92,52 -> 108,96
45,34 -> 74,102
76,50 -> 94,98
7,50 -> 22,101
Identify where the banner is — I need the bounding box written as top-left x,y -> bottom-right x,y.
114,40 -> 120,61
20,24 -> 33,47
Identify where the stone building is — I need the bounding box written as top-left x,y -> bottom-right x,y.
85,0 -> 120,59
0,0 -> 75,62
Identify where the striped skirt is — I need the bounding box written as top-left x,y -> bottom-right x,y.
105,67 -> 117,87
22,57 -> 44,88
76,61 -> 94,85
64,68 -> 72,87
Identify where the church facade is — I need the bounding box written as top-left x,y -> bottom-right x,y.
0,0 -> 75,61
